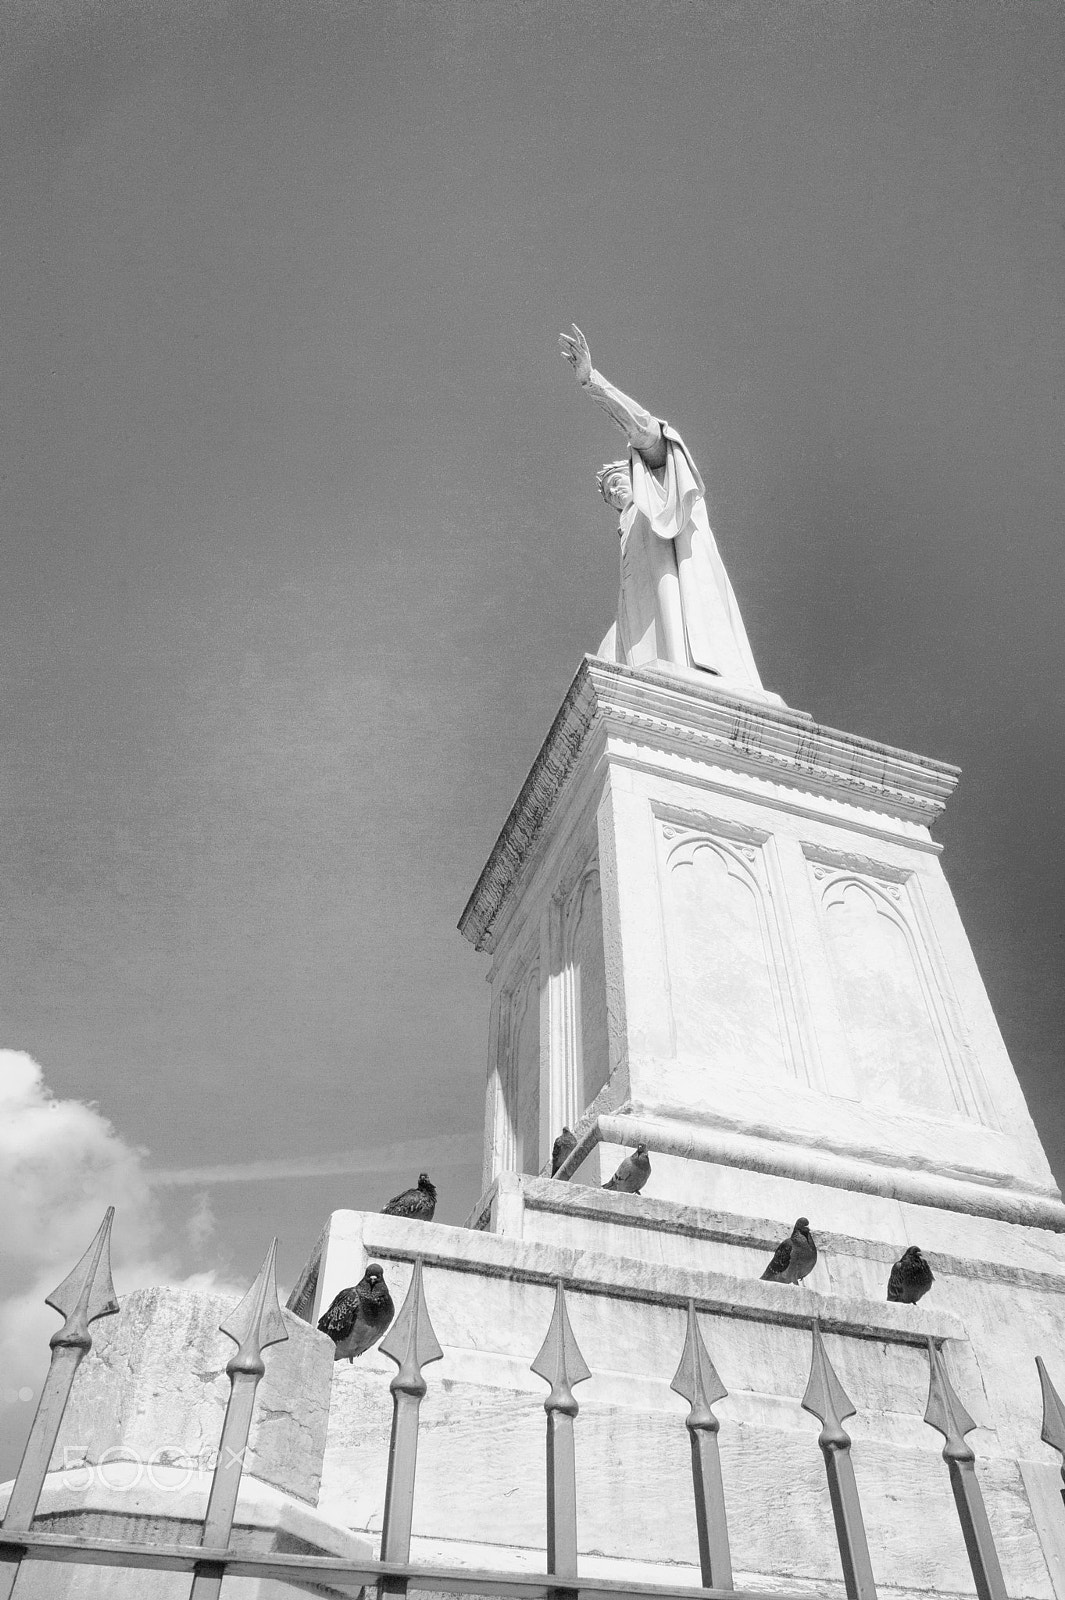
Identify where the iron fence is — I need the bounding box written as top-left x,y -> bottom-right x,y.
1,1208 -> 1062,1599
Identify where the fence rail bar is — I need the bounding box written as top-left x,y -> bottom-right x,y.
0,1529 -> 812,1599
670,1299 -> 733,1589
0,1208 -> 119,1600
800,1320 -> 876,1600
189,1237 -> 288,1600
378,1256 -> 444,1578
923,1338 -> 1007,1600
531,1279 -> 591,1580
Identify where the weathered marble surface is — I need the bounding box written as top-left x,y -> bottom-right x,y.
48,1286 -> 335,1503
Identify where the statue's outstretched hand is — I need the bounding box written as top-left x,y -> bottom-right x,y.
559,324 -> 592,386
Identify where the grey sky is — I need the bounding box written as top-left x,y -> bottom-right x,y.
1,0 -> 1063,1329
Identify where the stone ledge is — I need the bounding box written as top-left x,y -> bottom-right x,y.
487,1174 -> 1065,1297
338,1210 -> 966,1348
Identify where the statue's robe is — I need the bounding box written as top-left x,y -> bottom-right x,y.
597,424 -> 763,692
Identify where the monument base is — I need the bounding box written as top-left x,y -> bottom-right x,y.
289,1201 -> 1065,1599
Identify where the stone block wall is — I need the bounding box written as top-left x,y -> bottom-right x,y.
305,1195 -> 1065,1598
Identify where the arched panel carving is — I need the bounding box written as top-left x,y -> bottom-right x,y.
662,828 -> 792,1082
816,869 -> 964,1119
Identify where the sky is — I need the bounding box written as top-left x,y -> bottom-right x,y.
1,0 -> 1063,1462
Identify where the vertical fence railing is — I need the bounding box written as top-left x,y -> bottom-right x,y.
0,1208 -> 119,1600
1035,1357 -> 1065,1509
531,1279 -> 590,1581
377,1258 -> 443,1598
923,1337 -> 1007,1600
800,1319 -> 877,1600
189,1237 -> 289,1600
670,1298 -> 733,1590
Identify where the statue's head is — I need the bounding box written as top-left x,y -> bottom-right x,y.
596,459 -> 632,513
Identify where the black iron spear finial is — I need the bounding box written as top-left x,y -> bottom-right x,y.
1036,1356 -> 1065,1507
190,1238 -> 289,1600
531,1279 -> 591,1581
923,1337 -> 1006,1600
0,1208 -> 120,1600
378,1258 -> 444,1574
670,1299 -> 733,1589
801,1319 -> 877,1600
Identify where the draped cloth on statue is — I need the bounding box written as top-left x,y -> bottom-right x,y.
597,424 -> 763,692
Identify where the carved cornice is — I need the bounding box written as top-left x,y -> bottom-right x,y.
458,656 -> 961,954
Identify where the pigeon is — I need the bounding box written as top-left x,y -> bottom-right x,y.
317,1263 -> 395,1362
602,1144 -> 651,1194
887,1245 -> 934,1304
382,1172 -> 437,1221
761,1217 -> 817,1284
551,1127 -> 577,1176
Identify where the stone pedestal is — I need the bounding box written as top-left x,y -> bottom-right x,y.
284,655 -> 1065,1596
458,656 -> 1057,1222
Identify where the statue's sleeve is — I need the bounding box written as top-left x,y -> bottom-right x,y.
630,425 -> 707,543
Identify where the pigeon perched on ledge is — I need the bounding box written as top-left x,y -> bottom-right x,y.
888,1245 -> 934,1303
602,1144 -> 651,1194
551,1127 -> 577,1176
317,1263 -> 396,1362
761,1217 -> 817,1284
382,1172 -> 437,1220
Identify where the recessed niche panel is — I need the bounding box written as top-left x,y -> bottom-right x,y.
662,827 -> 791,1081
815,868 -> 961,1119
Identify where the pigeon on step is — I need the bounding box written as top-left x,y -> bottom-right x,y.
382,1172 -> 437,1220
887,1245 -> 934,1303
602,1144 -> 651,1194
317,1263 -> 396,1362
551,1127 -> 577,1176
761,1217 -> 817,1284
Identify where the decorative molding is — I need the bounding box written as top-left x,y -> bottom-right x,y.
585,1111 -> 1065,1231
459,656 -> 960,954
802,841 -> 912,883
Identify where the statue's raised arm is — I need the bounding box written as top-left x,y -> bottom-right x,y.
559,325 -> 667,469
558,324 -> 765,696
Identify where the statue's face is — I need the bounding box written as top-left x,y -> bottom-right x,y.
603,469 -> 632,512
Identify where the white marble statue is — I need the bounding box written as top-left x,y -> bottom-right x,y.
559,325 -> 763,691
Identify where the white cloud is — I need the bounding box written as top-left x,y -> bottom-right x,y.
185,1189 -> 217,1255
0,1050 -> 239,1465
